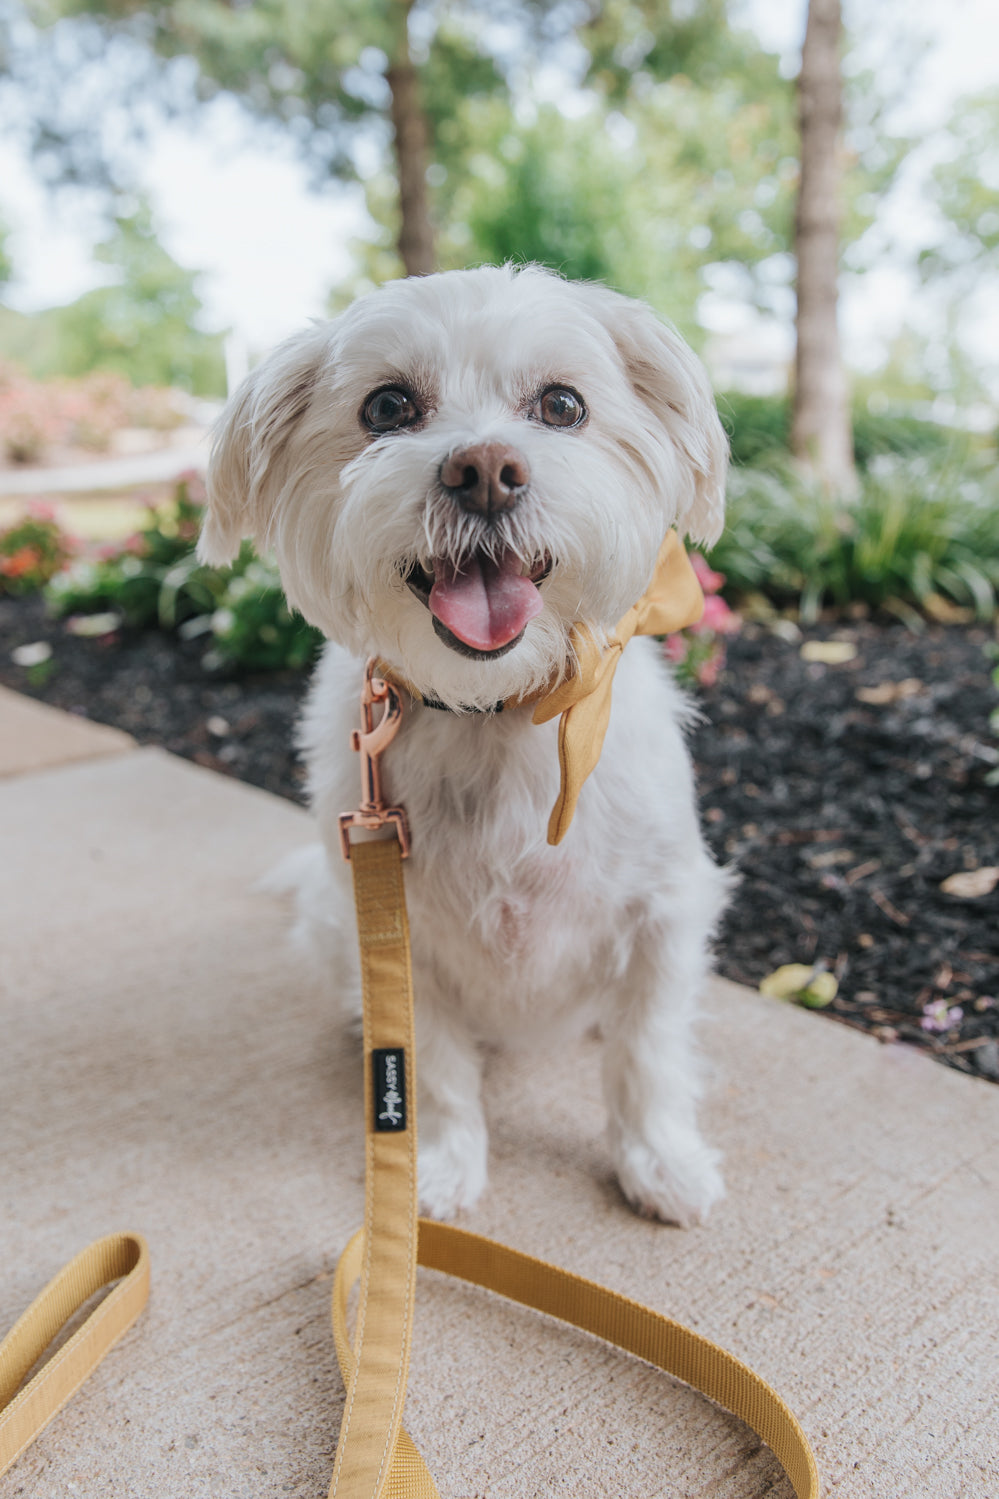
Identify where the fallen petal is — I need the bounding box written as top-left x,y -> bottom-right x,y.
940,867 -> 999,899
800,640 -> 858,665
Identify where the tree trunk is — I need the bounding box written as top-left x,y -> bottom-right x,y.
386,0 -> 436,277
791,0 -> 855,493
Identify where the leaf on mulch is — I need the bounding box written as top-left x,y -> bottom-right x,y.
940,867 -> 999,899
800,640 -> 857,665
10,640 -> 52,667
759,963 -> 839,1008
922,592 -> 975,625
65,611 -> 123,638
855,678 -> 924,705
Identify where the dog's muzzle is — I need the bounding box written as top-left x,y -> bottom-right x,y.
407,444 -> 550,658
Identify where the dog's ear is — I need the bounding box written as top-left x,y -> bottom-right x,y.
198,324 -> 331,566
585,287 -> 728,546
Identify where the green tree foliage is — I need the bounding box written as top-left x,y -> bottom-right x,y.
343,1 -> 802,334
15,0 -> 510,271
582,0 -> 772,101
417,76 -> 796,341
24,0 -> 397,176
10,0 -> 915,376
0,217 -> 12,289
34,203 -> 225,393
580,0 -> 908,281
438,104 -> 645,287
352,0 -> 904,346
922,90 -> 999,280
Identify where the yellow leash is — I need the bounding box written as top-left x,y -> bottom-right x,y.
0,658 -> 820,1498
331,667 -> 819,1499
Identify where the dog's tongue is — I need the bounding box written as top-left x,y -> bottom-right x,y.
429,551 -> 543,652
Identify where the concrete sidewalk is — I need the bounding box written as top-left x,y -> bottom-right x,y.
1,690 -> 997,1498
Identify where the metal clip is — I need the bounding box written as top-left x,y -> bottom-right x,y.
338,659 -> 411,860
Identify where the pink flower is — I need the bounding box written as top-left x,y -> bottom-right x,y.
27,500 -> 57,521
696,644 -> 725,687
920,1000 -> 964,1033
691,552 -> 725,595
699,593 -> 742,636
662,553 -> 741,690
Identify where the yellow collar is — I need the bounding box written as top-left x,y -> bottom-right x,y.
380,531 -> 704,845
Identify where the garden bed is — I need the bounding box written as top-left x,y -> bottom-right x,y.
2,589 -> 997,1083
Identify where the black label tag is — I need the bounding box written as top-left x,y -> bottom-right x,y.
372,1048 -> 407,1132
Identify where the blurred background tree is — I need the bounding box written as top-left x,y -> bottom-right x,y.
5,0 -> 509,276
0,200 -> 225,394
0,2 -> 867,282
0,0 -> 994,493
791,0 -> 855,493
51,203 -> 224,392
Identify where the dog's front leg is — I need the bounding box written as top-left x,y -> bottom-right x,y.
602,913 -> 724,1228
413,992 -> 488,1219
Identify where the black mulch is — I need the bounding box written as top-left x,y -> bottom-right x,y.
3,590 -> 998,1083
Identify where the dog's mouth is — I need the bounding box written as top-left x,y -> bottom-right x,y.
406,549 -> 551,660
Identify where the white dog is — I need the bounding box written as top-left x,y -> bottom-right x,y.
200,264 -> 730,1227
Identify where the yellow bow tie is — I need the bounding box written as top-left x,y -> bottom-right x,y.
531,530 -> 704,844
378,531 -> 704,846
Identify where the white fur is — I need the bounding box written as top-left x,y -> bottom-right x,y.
202,265 -> 731,1226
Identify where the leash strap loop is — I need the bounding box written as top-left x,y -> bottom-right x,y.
0,1232 -> 149,1478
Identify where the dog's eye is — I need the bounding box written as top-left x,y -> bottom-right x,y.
537,387 -> 586,428
362,387 -> 420,433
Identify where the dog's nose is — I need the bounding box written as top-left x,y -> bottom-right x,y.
440,443 -> 529,517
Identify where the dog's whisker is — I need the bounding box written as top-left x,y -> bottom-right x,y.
416,497 -> 550,581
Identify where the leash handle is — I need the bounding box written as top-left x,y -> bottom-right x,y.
0,1233 -> 149,1478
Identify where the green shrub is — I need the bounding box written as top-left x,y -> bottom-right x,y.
717,392 -> 790,469
852,408 -> 973,470
717,391 -> 974,472
709,454 -> 999,622
47,476 -> 221,629
208,561 -> 323,673
45,475 -> 324,673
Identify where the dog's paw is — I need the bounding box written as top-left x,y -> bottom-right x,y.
612,1127 -> 724,1228
417,1124 -> 487,1220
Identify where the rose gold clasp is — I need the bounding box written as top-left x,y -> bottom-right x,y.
338,659 -> 411,860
